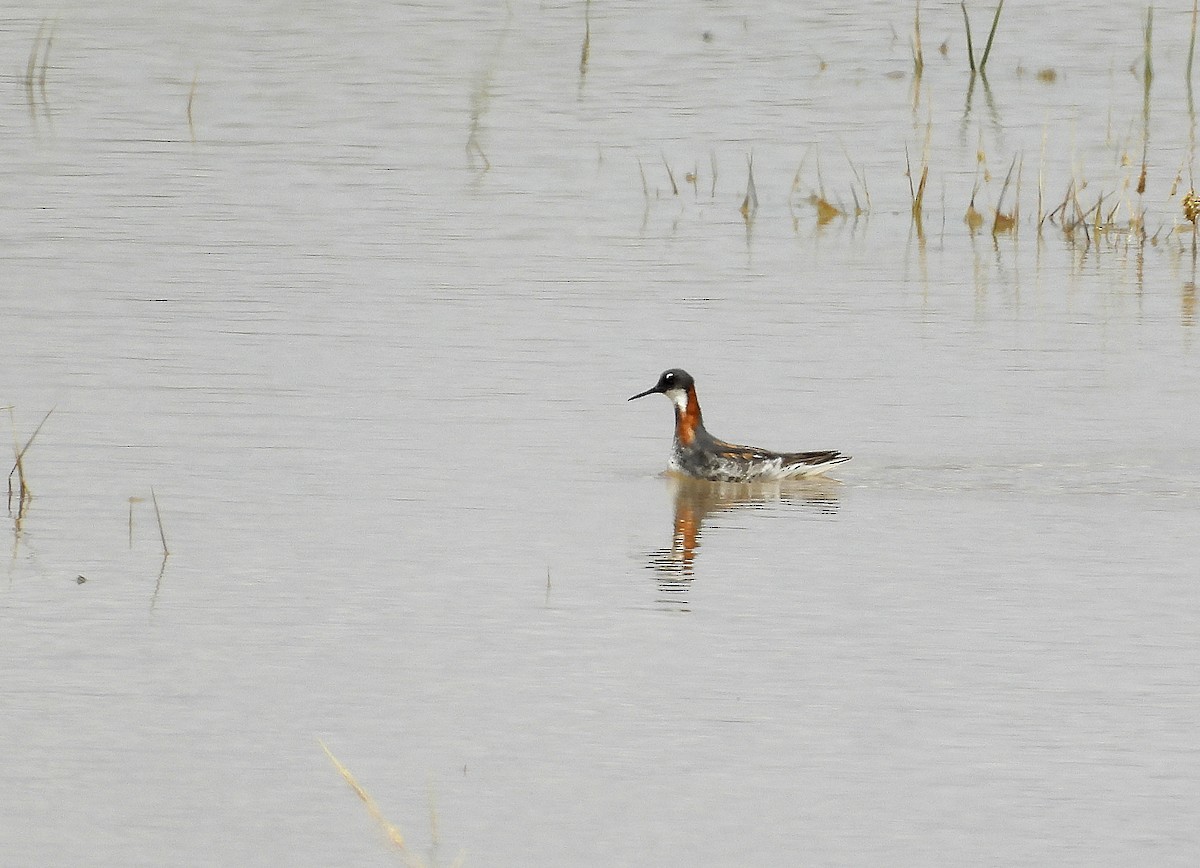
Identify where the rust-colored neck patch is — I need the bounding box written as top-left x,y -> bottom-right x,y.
673,386 -> 702,446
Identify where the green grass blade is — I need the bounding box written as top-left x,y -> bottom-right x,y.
979,0 -> 1004,72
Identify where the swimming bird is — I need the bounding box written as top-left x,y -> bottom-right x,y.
628,368 -> 850,482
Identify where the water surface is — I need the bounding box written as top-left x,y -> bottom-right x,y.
3,2 -> 1200,865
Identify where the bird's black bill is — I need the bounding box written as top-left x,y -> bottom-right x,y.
627,385 -> 661,401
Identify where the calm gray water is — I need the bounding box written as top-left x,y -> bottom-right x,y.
4,2 -> 1200,865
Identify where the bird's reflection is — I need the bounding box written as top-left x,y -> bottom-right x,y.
647,472 -> 841,599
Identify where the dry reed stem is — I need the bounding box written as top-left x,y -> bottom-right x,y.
8,408 -> 53,514
319,741 -> 413,857
1143,6 -> 1154,85
1037,122 -> 1049,233
662,153 -> 678,196
1138,7 -> 1153,196
905,145 -> 928,226
1189,0 -> 1198,84
912,0 -> 924,76
841,143 -> 872,214
902,127 -> 931,226
992,154 -> 1019,235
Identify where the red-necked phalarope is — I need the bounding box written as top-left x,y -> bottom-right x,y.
629,368 -> 851,482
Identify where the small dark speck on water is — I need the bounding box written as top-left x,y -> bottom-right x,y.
76,575 -> 87,584
702,31 -> 713,42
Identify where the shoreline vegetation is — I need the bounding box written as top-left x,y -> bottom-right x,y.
625,3 -> 1200,251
